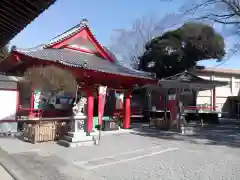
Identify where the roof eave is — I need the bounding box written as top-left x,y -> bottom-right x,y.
158,79 -> 228,90
0,0 -> 56,48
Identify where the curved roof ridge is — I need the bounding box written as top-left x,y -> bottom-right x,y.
44,19 -> 88,48
164,71 -> 190,80
114,58 -> 153,76
103,46 -> 153,76
12,45 -> 45,53
117,61 -> 152,76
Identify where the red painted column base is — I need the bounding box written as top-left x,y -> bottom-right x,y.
87,89 -> 94,133
98,93 -> 103,125
123,92 -> 131,129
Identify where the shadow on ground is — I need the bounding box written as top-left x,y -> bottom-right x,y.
131,119 -> 240,149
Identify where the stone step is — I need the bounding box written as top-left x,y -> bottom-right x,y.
67,132 -> 86,137
58,139 -> 95,148
179,126 -> 202,135
64,135 -> 93,143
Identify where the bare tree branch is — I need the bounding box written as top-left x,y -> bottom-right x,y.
24,65 -> 77,93
197,15 -> 240,24
182,0 -> 240,55
183,0 -> 240,25
109,13 -> 184,67
183,0 -> 218,14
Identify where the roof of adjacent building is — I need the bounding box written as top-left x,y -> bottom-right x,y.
195,67 -> 240,75
0,73 -> 23,82
159,71 -> 228,90
0,0 -> 56,48
164,71 -> 207,82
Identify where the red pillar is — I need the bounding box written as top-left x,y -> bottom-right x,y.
15,83 -> 20,121
123,92 -> 131,129
29,88 -> 34,117
87,88 -> 94,133
212,87 -> 216,111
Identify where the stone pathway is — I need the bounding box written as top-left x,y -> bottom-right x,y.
0,165 -> 14,180
0,146 -> 101,180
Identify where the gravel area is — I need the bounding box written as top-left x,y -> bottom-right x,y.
87,142 -> 240,180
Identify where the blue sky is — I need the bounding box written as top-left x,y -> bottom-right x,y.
10,0 -> 239,69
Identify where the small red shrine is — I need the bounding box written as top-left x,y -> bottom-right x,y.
0,19 -> 157,132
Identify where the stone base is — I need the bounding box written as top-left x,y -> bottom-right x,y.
58,132 -> 95,148
58,139 -> 95,148
64,132 -> 93,142
58,140 -> 95,148
86,130 -> 98,136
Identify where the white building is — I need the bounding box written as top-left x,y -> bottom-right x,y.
194,67 -> 240,117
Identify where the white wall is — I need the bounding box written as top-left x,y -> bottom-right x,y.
0,76 -> 19,132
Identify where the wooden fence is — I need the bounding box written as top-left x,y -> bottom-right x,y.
23,120 -> 70,144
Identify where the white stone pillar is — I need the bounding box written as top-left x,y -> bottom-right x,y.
69,96 -> 88,138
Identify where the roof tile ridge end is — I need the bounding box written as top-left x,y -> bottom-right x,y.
116,62 -> 155,77
11,45 -> 45,53
164,71 -> 187,80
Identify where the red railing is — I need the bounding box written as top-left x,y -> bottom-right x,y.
18,107 -> 42,118
184,106 -> 218,111
113,108 -> 143,119
0,107 -> 73,123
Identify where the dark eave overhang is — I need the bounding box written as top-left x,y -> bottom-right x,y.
0,0 -> 56,48
10,48 -> 156,80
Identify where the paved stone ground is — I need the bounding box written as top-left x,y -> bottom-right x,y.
0,165 -> 14,180
0,122 -> 240,180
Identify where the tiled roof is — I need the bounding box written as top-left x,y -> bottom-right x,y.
164,71 -> 205,82
15,48 -> 154,80
160,71 -> 228,89
0,74 -> 23,82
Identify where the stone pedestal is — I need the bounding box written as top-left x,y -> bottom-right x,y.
58,96 -> 95,147
58,117 -> 95,148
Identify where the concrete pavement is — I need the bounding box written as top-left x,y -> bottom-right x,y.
0,165 -> 14,180
0,123 -> 240,179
